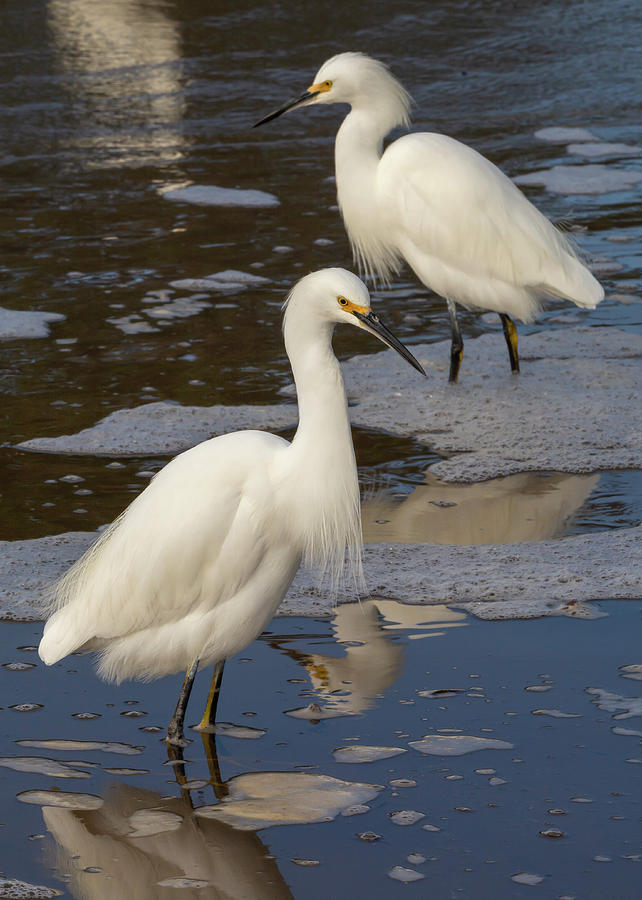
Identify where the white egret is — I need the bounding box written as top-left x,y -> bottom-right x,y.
255,52 -> 604,382
38,268 -> 425,745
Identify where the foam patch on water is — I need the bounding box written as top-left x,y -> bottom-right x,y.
340,327 -> 642,483
535,127 -> 597,143
17,789 -> 103,809
514,164 -> 642,194
194,771 -> 383,830
107,315 -> 160,335
0,307 -> 65,340
0,756 -> 91,778
17,739 -> 143,755
408,735 -> 513,756
586,687 -> 642,719
285,703 -> 355,720
0,878 -> 62,898
332,745 -> 407,763
567,142 -> 642,158
162,185 -> 279,208
127,808 -> 183,838
169,270 -> 270,292
1,526 -> 640,623
16,401 -> 297,457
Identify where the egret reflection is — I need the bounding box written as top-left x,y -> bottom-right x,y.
274,600 -> 467,716
362,471 -> 599,545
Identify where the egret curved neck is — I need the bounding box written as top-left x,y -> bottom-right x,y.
335,109 -> 383,216
284,312 -> 353,460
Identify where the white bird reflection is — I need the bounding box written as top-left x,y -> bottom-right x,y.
276,600 -> 467,716
41,736 -> 293,900
362,471 -> 599,545
46,0 -> 185,167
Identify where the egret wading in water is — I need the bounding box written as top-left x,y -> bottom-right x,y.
38,268 -> 425,745
255,52 -> 604,382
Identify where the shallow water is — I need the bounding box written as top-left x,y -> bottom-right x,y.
1,2 -> 642,896
1,600 -> 641,898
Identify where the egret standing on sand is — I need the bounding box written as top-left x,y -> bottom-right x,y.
255,52 -> 604,382
38,268 -> 425,745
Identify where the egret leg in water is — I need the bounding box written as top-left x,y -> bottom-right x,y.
38,268 -> 425,745
255,52 -> 603,380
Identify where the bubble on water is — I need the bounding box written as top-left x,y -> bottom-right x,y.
593,855 -> 612,863
389,810 -> 425,826
17,646 -> 38,652
525,685 -> 553,692
535,126 -> 597,142
59,474 -> 84,483
511,872 -> 544,885
417,689 -> 464,698
475,768 -> 496,775
195,771 -> 383,830
389,778 -> 417,788
9,703 -> 43,712
422,824 -> 441,832
407,853 -> 426,865
625,757 -> 642,764
619,665 -> 642,682
17,790 -> 103,809
3,662 -> 36,671
273,245 -> 293,254
489,777 -> 507,786
445,775 -> 464,781
157,877 -> 211,888
357,831 -> 381,841
409,735 -> 513,756
571,797 -> 593,803
341,805 -> 370,817
531,709 -> 581,718
291,858 -> 319,867
0,756 -> 91,778
540,828 -> 565,838
17,739 -> 143,755
284,703 -> 354,720
82,867 -> 101,874
548,808 -> 566,815
333,745 -> 407,763
388,866 -> 425,883
139,726 -> 163,733
120,710 -> 147,718
586,687 -> 642,719
196,722 -> 265,739
127,808 -> 183,838
71,712 -> 101,720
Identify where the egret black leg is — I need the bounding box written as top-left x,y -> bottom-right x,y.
167,658 -> 199,746
499,313 -> 520,373
197,660 -> 225,731
446,298 -> 463,383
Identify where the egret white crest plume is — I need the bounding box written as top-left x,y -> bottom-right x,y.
38,267 -> 425,745
255,51 -> 604,382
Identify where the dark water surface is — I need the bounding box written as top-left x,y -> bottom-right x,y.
1,601 -> 641,898
1,1 -> 641,896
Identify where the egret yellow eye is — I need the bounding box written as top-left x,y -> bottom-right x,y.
338,296 -> 349,307
324,80 -> 332,88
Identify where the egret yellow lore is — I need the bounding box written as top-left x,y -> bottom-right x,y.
255,52 -> 604,382
38,268 -> 425,745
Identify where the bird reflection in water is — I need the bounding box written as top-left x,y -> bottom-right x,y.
271,600 -> 467,718
42,734 -> 292,900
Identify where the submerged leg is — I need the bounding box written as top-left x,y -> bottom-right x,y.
446,298 -> 464,383
499,313 -> 520,374
196,660 -> 225,731
166,658 -> 199,746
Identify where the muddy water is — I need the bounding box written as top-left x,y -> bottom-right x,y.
1,1 -> 642,896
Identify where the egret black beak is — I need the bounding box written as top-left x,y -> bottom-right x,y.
254,90 -> 319,127
353,310 -> 426,376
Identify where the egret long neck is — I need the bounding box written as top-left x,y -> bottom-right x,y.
284,313 -> 353,459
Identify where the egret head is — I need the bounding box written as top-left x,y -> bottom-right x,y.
285,268 -> 425,375
254,52 -> 412,129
